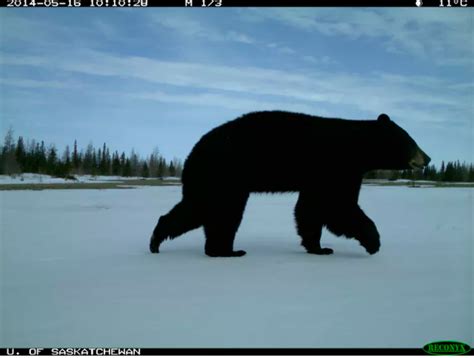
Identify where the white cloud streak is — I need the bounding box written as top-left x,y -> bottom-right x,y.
149,12 -> 256,44
0,78 -> 78,90
242,9 -> 473,68
129,90 -> 317,114
0,49 -> 470,126
148,11 -> 336,66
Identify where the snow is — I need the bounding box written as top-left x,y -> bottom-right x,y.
1,186 -> 472,348
0,173 -> 77,184
366,179 -> 472,187
0,173 -> 178,185
0,173 -> 125,184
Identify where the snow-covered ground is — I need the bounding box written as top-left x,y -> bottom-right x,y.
0,173 -> 131,184
0,173 -> 180,184
364,179 -> 472,187
1,186 -> 472,348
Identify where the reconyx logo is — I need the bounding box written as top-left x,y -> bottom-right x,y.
423,341 -> 471,355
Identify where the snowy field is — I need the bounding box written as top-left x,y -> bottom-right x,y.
0,173 -> 127,185
0,174 -> 180,185
1,186 -> 472,348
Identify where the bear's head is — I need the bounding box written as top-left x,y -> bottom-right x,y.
373,113 -> 431,170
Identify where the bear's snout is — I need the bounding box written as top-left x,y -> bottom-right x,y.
423,151 -> 431,166
409,148 -> 431,169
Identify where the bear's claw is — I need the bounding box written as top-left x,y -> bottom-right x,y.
307,247 -> 334,255
360,240 -> 380,255
365,245 -> 379,255
206,250 -> 247,257
149,234 -> 160,253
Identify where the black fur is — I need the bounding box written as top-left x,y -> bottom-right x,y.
149,111 -> 430,257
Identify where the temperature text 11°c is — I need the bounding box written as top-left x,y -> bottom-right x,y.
439,0 -> 468,6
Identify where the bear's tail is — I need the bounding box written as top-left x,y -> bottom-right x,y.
149,200 -> 202,253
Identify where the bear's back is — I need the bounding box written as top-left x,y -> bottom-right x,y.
182,111 -> 376,193
197,111 -> 334,152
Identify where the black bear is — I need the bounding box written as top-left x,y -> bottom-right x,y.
150,111 -> 430,257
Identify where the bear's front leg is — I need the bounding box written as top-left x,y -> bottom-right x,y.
302,233 -> 334,255
353,209 -> 380,255
295,192 -> 333,255
326,205 -> 380,255
202,192 -> 249,258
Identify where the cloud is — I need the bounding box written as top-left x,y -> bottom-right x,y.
92,19 -> 118,39
242,9 -> 473,68
1,49 -> 470,127
148,12 -> 338,63
128,90 -> 317,114
0,78 -> 78,90
149,13 -> 204,36
149,12 -> 255,44
302,55 -> 335,65
226,31 -> 255,44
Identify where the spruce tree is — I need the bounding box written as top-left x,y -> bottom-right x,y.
157,158 -> 166,178
112,151 -> 121,176
2,127 -> 19,174
2,127 -> 15,154
99,143 -> 108,175
130,149 -> 140,177
120,152 -> 126,172
47,145 -> 58,175
38,141 -> 47,174
173,158 -> 183,177
439,161 -> 445,181
24,139 -> 36,173
72,140 -> 80,173
444,162 -> 454,182
123,158 -> 132,177
168,161 -> 176,177
105,147 -> 111,175
83,143 -> 95,174
91,149 -> 98,176
149,147 -> 160,178
142,162 -> 149,178
469,164 -> 474,182
63,145 -> 71,176
15,136 -> 26,171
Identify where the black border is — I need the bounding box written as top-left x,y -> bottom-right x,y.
1,0 -> 471,7
0,348 -> 433,355
0,3 -> 471,358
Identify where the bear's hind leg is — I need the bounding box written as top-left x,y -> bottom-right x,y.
150,200 -> 203,253
203,193 -> 249,257
295,192 -> 333,255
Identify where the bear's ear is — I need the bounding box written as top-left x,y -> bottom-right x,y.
377,113 -> 391,123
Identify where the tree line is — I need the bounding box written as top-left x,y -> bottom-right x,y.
1,128 -> 473,182
0,128 -> 183,178
364,161 -> 474,182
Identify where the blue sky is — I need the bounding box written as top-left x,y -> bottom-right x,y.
1,8 -> 472,166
